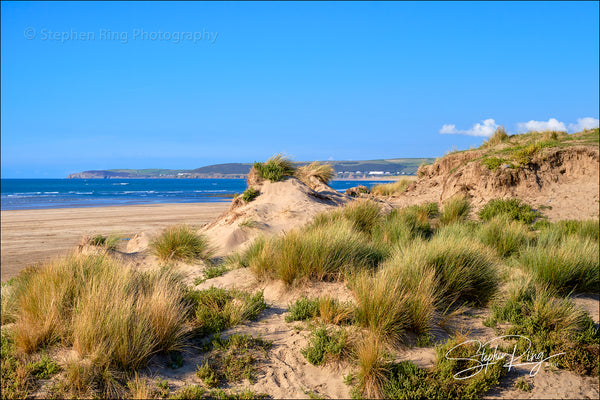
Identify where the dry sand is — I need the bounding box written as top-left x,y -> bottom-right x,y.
0,202 -> 228,280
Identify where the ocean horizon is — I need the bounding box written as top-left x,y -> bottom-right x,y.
0,178 -> 396,211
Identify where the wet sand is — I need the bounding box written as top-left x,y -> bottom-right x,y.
0,202 -> 229,281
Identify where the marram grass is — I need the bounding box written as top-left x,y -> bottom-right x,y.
149,224 -> 213,263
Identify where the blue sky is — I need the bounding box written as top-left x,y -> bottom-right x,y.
1,1 -> 598,178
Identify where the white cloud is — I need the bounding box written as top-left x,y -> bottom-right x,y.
516,118 -> 567,132
567,117 -> 599,133
439,119 -> 499,137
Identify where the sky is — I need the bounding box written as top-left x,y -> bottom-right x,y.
1,1 -> 599,178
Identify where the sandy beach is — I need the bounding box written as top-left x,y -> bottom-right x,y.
0,202 -> 229,281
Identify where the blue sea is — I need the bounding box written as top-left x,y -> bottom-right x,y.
0,179 -> 396,211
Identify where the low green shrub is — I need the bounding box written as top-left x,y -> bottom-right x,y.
478,198 -> 541,224
301,327 -> 349,365
201,334 -> 272,386
481,157 -> 507,170
285,297 -> 319,322
486,283 -> 598,376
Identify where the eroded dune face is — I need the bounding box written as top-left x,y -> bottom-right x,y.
393,146 -> 600,220
201,177 -> 351,256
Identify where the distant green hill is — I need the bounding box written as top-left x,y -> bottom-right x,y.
66,158 -> 435,179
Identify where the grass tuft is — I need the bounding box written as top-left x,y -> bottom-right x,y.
439,196 -> 471,225
150,225 -> 213,263
295,162 -> 335,186
370,179 -> 412,196
476,215 -> 533,257
518,236 -> 599,294
252,154 -> 296,182
241,187 -> 259,202
190,287 -> 267,336
237,219 -> 386,285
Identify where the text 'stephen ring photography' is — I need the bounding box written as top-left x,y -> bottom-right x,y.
1,2 -> 598,400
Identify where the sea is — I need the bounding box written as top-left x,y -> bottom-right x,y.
0,179 -> 396,211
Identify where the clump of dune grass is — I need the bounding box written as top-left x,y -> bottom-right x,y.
536,219 -> 599,246
372,204 -> 435,246
478,198 -> 541,224
311,200 -> 384,236
352,265 -> 436,344
241,187 -> 259,202
400,235 -> 499,307
239,220 -> 386,285
476,215 -> 533,257
370,179 -> 412,196
149,225 -> 213,263
9,254 -> 190,372
88,233 -> 121,251
485,281 -> 598,375
295,161 -> 335,186
317,296 -> 355,325
482,126 -> 509,148
354,334 -> 390,399
252,154 -> 296,182
439,195 -> 471,225
518,236 -> 599,294
188,287 -> 267,336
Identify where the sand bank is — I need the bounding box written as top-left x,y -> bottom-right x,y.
0,202 -> 229,280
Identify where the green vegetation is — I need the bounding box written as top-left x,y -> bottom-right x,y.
197,334 -> 272,386
481,156 -> 509,170
236,219 -> 386,285
439,196 -> 471,225
241,187 -> 259,202
190,287 -> 267,336
88,233 -> 121,250
372,203 -> 436,246
518,236 -> 599,294
193,264 -> 230,285
515,377 -> 532,392
482,126 -> 509,148
286,296 -> 354,325
302,326 -> 349,366
150,224 -> 213,263
295,161 -> 335,185
370,178 -> 412,196
478,198 -> 542,224
485,282 -> 599,376
382,334 -> 507,399
476,215 -> 533,257
286,297 -> 319,322
253,154 -> 296,182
